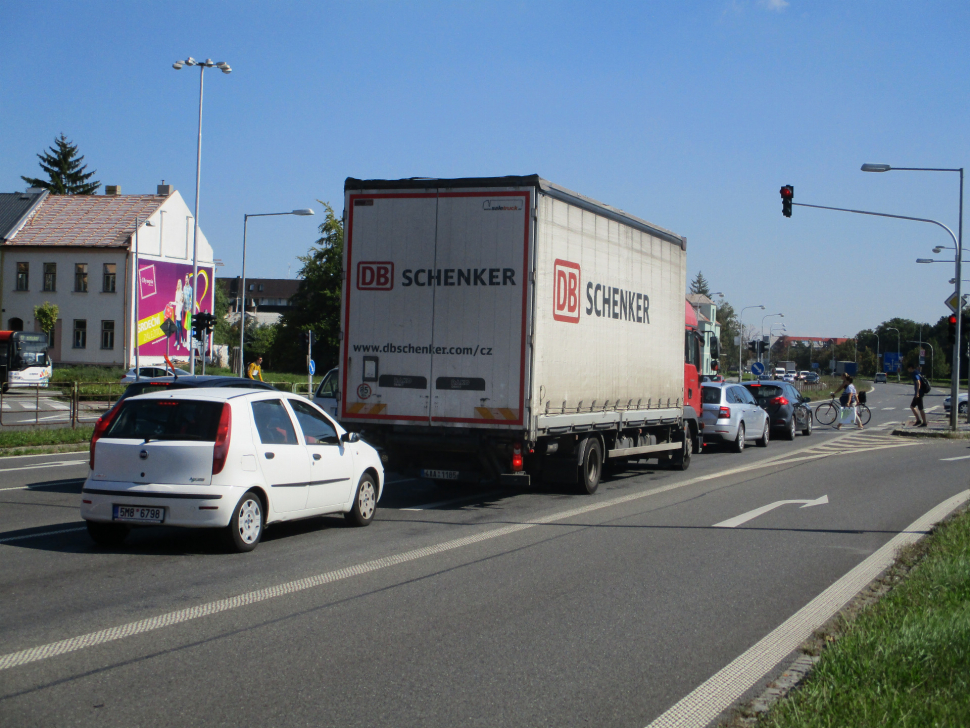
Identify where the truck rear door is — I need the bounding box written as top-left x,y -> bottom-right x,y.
342,187 -> 532,428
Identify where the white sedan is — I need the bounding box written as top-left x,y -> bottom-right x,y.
120,366 -> 190,384
82,388 -> 384,552
944,392 -> 968,414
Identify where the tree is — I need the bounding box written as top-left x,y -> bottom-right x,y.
213,281 -> 232,345
715,298 -> 738,375
33,302 -> 58,338
689,271 -> 711,296
276,202 -> 344,371
21,134 -> 100,195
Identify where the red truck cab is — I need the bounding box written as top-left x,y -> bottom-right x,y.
684,300 -> 702,417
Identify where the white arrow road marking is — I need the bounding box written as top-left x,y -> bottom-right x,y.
941,455 -> 970,461
713,495 -> 829,528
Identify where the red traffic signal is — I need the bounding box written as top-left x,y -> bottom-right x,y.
948,314 -> 958,344
780,185 -> 794,217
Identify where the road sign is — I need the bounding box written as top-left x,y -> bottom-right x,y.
945,291 -> 969,313
751,362 -> 765,376
883,351 -> 901,373
811,362 -> 819,369
308,360 -> 316,376
160,319 -> 177,338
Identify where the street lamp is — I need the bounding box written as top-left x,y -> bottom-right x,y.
238,209 -> 315,376
174,57 -> 231,374
862,162 -> 964,427
738,304 -> 765,382
133,218 -> 156,381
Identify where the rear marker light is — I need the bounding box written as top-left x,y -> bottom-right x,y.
82,499 -> 92,504
511,442 -> 524,473
769,396 -> 790,406
718,406 -> 731,419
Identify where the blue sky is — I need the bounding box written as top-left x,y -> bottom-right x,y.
3,1 -> 968,337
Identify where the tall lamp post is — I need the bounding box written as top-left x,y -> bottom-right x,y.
862,163 -> 964,427
173,57 -> 231,374
737,304 -> 765,382
761,313 -> 784,367
238,209 -> 315,377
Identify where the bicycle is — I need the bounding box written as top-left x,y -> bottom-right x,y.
815,395 -> 871,427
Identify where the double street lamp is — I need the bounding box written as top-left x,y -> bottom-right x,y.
173,57 -> 231,374
862,163 -> 965,427
238,209 -> 315,376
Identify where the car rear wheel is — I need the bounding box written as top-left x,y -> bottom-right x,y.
960,402 -> 968,415
732,423 -> 745,453
86,521 -> 129,547
345,473 -> 378,526
226,490 -> 264,552
756,420 -> 769,447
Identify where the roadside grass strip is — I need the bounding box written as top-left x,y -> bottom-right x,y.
0,427 -> 93,450
758,502 -> 970,728
646,490 -> 970,728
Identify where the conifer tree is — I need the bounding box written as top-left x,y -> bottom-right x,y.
21,134 -> 101,195
689,270 -> 711,296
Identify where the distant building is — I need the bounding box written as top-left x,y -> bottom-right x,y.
687,293 -> 722,376
0,184 -> 215,366
218,277 -> 300,326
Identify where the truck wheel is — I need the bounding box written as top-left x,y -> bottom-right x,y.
670,430 -> 692,471
578,439 -> 602,495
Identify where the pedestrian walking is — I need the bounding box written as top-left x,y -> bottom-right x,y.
831,371 -> 852,407
247,356 -> 264,382
908,364 -> 928,427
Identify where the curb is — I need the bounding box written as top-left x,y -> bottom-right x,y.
891,428 -> 970,439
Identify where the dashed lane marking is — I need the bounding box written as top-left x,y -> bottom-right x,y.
0,429 -> 922,671
645,489 -> 970,728
941,455 -> 970,461
881,407 -> 896,410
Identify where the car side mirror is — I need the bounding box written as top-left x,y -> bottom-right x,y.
341,431 -> 360,443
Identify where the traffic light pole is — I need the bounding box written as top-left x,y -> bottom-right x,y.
791,200 -> 963,429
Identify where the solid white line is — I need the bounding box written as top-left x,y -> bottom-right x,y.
645,488 -> 970,728
0,526 -> 87,544
0,436 -> 918,672
400,490 -> 504,511
0,460 -> 90,475
941,455 -> 970,461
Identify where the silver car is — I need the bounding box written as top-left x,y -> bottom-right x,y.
700,383 -> 770,452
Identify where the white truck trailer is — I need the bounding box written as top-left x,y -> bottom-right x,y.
337,175 -> 701,493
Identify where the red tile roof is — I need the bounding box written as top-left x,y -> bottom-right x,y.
5,194 -> 168,248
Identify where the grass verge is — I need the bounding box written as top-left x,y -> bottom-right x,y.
756,506 -> 970,727
0,426 -> 94,449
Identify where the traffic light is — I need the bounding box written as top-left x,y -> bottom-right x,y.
748,341 -> 758,354
948,314 -> 957,344
780,185 -> 793,218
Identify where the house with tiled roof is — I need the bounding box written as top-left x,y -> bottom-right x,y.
0,184 -> 215,366
217,276 -> 301,326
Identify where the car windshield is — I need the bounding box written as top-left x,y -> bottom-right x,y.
105,399 -> 224,441
745,384 -> 784,400
701,386 -> 722,405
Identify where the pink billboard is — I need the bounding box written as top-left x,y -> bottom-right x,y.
135,260 -> 215,357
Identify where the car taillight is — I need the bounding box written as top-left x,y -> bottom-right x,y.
90,404 -> 122,470
212,403 -> 232,475
511,442 -> 524,473
718,406 -> 731,419
769,396 -> 790,406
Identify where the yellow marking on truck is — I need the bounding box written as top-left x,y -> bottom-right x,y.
347,403 -> 387,415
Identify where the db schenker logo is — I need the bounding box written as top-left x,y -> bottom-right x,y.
357,261 -> 394,291
553,259 -> 581,323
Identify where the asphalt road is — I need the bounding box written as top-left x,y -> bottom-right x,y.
1,382 -> 967,727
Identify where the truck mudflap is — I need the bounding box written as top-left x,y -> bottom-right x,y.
500,473 -> 531,487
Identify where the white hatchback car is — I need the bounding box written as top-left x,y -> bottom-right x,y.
120,366 -> 190,384
81,388 -> 384,552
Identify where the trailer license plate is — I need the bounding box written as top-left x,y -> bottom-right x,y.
113,505 -> 165,523
422,469 -> 459,480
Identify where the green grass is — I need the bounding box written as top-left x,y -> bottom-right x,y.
760,507 -> 970,728
0,426 -> 94,448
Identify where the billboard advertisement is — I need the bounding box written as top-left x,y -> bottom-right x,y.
135,259 -> 215,357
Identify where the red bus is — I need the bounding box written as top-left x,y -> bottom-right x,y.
0,331 -> 53,392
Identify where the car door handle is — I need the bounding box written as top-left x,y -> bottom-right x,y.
264,452 -> 275,460
313,453 -> 321,461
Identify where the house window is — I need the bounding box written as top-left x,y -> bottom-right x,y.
100,320 -> 115,350
46,327 -> 56,348
103,263 -> 116,293
74,264 -> 88,292
248,283 -> 254,291
73,319 -> 87,349
258,284 -> 264,291
16,263 -> 28,291
43,263 -> 56,292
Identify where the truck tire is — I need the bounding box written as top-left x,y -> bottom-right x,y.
578,438 -> 602,495
670,430 -> 692,471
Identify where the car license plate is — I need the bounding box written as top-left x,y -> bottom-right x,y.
113,505 -> 165,523
421,469 -> 459,480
